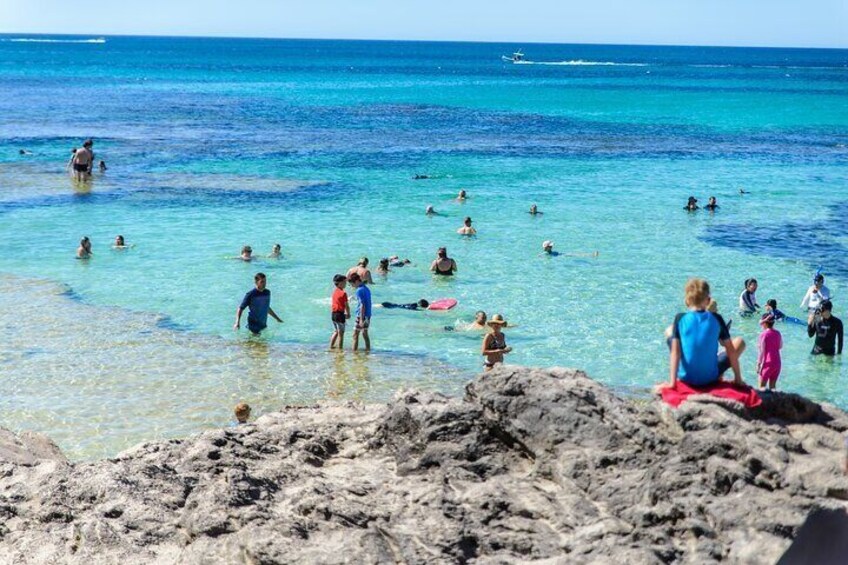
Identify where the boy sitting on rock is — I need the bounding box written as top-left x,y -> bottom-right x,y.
661,278 -> 746,390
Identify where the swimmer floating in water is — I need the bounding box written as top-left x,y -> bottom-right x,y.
529,204 -> 543,216
456,190 -> 467,201
541,240 -> 599,258
704,196 -> 719,211
388,255 -> 412,267
457,216 -> 477,236
378,299 -> 430,310
445,311 -> 489,332
268,244 -> 282,259
99,160 -> 107,173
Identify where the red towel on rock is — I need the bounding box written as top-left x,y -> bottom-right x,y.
660,380 -> 762,409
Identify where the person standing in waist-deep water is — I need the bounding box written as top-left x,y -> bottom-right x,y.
739,278 -> 760,316
430,247 -> 457,276
76,236 -> 92,259
807,300 -> 843,356
684,196 -> 699,211
481,314 -> 511,371
800,274 -> 831,313
457,216 -> 477,236
348,272 -> 372,351
234,273 -> 283,335
347,257 -> 374,285
71,139 -> 94,181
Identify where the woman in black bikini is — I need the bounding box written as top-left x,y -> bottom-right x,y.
430,247 -> 457,276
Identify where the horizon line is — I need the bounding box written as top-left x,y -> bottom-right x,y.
0,30 -> 846,51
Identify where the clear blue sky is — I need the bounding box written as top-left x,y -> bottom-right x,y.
2,0 -> 846,48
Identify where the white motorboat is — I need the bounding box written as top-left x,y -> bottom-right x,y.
501,50 -> 525,63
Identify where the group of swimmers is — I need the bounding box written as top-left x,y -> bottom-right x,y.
428,191 -> 599,258
75,235 -> 133,258
230,188 -> 553,369
684,195 -> 719,212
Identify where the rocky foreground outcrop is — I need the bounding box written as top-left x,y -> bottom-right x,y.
1,367 -> 847,564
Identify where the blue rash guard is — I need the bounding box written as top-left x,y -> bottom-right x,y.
240,288 -> 271,333
355,285 -> 372,319
671,310 -> 731,386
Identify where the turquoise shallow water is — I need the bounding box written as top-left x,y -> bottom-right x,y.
0,36 -> 846,459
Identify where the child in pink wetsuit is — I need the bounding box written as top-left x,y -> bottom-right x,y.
757,313 -> 782,391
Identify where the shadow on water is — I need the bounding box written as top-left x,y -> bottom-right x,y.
702,201 -> 848,278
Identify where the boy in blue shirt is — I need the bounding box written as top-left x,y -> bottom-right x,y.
348,272 -> 372,351
234,273 -> 283,335
664,278 -> 746,389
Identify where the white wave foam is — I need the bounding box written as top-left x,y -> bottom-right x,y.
2,37 -> 106,44
514,60 -> 648,67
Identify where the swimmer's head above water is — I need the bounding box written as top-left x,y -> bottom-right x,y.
542,240 -> 554,253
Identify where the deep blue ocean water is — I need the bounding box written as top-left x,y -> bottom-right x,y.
0,35 -> 846,458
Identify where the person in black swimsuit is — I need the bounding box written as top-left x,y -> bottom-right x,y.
704,196 -> 719,211
430,247 -> 457,276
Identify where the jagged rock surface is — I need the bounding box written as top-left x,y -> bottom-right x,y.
1,367 -> 847,564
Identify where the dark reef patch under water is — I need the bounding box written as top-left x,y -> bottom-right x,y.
703,201 -> 848,278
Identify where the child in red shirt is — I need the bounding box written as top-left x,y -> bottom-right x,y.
330,274 -> 350,349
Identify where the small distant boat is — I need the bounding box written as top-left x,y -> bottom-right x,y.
501,50 -> 525,63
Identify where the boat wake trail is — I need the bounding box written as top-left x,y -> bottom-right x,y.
2,38 -> 106,44
514,60 -> 649,67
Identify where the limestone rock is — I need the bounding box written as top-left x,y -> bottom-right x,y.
0,366 -> 846,563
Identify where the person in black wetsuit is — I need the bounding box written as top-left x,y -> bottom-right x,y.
704,196 -> 719,211
380,299 -> 429,310
807,300 -> 843,356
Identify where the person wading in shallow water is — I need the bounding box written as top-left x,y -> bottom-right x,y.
71,139 -> 94,181
234,273 -> 283,335
807,300 -> 843,356
482,314 -> 511,371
